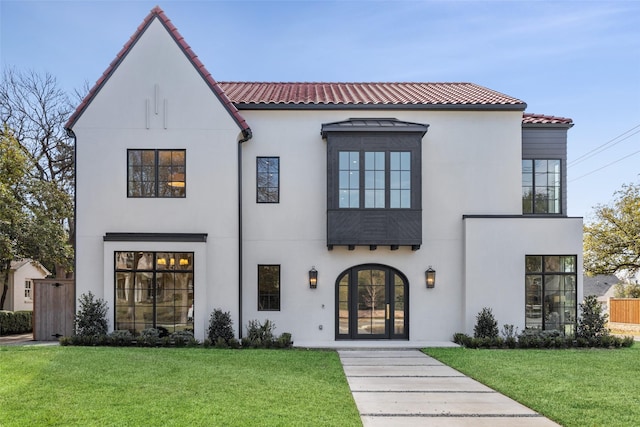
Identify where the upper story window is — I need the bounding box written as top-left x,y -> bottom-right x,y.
128,149 -> 185,198
322,118 -> 428,249
339,151 -> 411,209
522,159 -> 560,214
257,157 -> 280,203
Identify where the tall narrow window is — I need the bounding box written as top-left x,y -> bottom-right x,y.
339,151 -> 359,208
128,149 -> 185,198
24,280 -> 32,300
525,255 -> 577,336
258,265 -> 280,311
522,159 -> 561,214
257,157 -> 280,203
365,152 -> 385,208
390,152 -> 411,208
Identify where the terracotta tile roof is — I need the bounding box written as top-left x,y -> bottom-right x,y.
65,6 -> 251,139
522,113 -> 573,125
218,82 -> 526,109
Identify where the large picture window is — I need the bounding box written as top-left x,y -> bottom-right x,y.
522,159 -> 561,214
115,251 -> 193,334
258,265 -> 280,311
339,151 -> 411,209
256,157 -> 279,203
128,149 -> 186,198
525,255 -> 576,336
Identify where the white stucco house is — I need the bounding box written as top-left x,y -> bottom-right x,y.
4,259 -> 51,312
65,7 -> 583,345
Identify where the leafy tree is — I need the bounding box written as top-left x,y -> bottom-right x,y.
0,68 -> 75,290
0,127 -> 73,309
584,182 -> 640,277
0,127 -> 30,309
613,282 -> 640,298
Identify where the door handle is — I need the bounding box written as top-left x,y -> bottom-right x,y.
386,304 -> 390,320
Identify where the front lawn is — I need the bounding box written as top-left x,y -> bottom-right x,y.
424,344 -> 640,427
0,346 -> 361,426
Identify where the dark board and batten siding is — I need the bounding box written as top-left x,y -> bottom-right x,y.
322,119 -> 428,249
522,127 -> 569,215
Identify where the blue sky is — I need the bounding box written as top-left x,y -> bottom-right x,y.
1,0 -> 639,220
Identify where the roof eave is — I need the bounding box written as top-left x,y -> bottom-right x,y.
232,102 -> 528,111
522,122 -> 574,129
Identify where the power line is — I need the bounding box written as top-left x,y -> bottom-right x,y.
569,148 -> 640,182
568,124 -> 640,168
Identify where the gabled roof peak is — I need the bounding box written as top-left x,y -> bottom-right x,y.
65,6 -> 250,138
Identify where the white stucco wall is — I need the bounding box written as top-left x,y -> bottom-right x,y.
72,18 -> 244,340
239,108 -> 548,343
463,216 -> 583,334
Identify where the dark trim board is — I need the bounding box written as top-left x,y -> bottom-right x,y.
103,232 -> 208,242
462,214 -> 582,219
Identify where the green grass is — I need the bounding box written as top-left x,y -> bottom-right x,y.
424,344 -> 640,427
0,346 -> 361,426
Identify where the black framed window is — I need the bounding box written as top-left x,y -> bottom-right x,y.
522,159 -> 561,214
258,264 -> 280,311
114,251 -> 194,334
339,150 -> 412,209
525,255 -> 577,336
257,157 -> 279,203
128,149 -> 186,198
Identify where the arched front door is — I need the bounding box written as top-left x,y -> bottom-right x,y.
336,264 -> 409,340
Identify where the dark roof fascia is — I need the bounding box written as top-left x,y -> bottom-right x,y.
462,214 -> 583,220
321,118 -> 429,138
103,232 -> 208,242
522,122 -> 574,129
233,103 -> 528,111
65,7 -> 251,138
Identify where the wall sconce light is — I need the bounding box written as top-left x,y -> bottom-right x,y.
157,258 -> 167,266
179,258 -> 189,266
309,267 -> 318,289
425,266 -> 436,288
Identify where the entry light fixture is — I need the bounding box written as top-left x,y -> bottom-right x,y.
309,267 -> 318,289
425,266 -> 436,289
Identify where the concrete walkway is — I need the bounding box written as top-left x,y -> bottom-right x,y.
339,349 -> 559,426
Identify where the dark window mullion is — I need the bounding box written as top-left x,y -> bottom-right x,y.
359,151 -> 365,209
154,151 -> 160,197
385,152 -> 391,209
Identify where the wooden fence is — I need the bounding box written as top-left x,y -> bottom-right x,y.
609,298 -> 640,324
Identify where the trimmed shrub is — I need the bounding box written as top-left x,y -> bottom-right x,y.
577,295 -> 609,340
75,292 -> 108,337
108,330 -> 134,346
275,332 -> 293,349
207,309 -> 235,344
170,330 -> 197,347
137,328 -> 161,346
0,310 -> 32,335
453,332 -> 471,346
474,307 -> 498,339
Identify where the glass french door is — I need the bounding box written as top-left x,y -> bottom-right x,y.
336,264 -> 408,340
